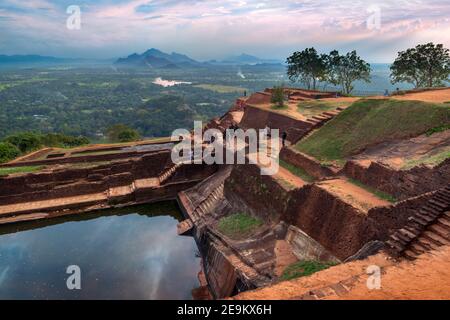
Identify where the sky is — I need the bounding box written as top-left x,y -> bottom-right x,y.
0,0 -> 449,62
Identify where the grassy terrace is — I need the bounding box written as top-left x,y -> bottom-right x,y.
280,260 -> 337,281
218,213 -> 263,240
280,160 -> 315,183
296,100 -> 350,118
348,178 -> 397,203
0,165 -> 44,176
296,99 -> 450,165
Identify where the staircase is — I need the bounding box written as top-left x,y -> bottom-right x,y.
386,185 -> 450,260
190,183 -> 225,222
158,162 -> 183,185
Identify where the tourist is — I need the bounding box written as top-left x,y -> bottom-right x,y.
282,131 -> 287,147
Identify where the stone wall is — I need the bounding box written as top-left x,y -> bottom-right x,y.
245,92 -> 272,105
344,159 -> 450,200
224,163 -> 291,222
239,105 -> 313,143
286,225 -> 341,263
367,191 -> 436,236
280,147 -> 337,179
282,184 -> 383,260
0,148 -> 171,168
0,150 -> 172,205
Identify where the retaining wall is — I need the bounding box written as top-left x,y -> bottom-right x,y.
344,159 -> 450,199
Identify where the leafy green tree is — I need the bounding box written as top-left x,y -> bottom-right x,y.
4,132 -> 42,153
0,142 -> 21,163
40,133 -> 90,148
326,50 -> 371,95
390,43 -> 450,88
107,124 -> 140,142
286,48 -> 328,90
271,84 -> 285,108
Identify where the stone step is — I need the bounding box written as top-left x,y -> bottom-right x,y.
403,249 -> 418,260
423,231 -> 450,246
428,224 -> 450,239
429,199 -> 448,209
395,231 -> 412,243
419,208 -> 439,219
323,111 -> 339,117
177,219 -> 194,235
416,237 -> 439,251
409,215 -> 429,226
392,234 -> 409,245
421,205 -> 441,215
404,226 -> 421,237
417,211 -> 437,222
398,228 -> 416,240
386,239 -> 404,252
410,242 -> 428,254
426,202 -> 446,212
437,217 -> 450,228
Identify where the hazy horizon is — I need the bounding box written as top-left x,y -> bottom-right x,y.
1,0 -> 449,63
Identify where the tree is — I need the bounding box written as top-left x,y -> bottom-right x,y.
326,50 -> 371,95
107,124 -> 140,143
4,132 -> 42,153
390,43 -> 450,88
271,84 -> 285,108
286,48 -> 328,90
0,142 -> 21,163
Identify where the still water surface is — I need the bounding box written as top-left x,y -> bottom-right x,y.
0,202 -> 200,299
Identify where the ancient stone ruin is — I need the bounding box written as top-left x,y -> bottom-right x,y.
0,87 -> 449,300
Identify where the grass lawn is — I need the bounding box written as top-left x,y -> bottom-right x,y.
348,178 -> 397,203
218,213 -> 263,240
280,160 -> 315,183
280,260 -> 337,281
297,100 -> 350,118
296,99 -> 450,164
0,165 -> 44,176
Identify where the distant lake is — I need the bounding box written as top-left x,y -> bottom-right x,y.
0,202 -> 201,300
152,77 -> 192,87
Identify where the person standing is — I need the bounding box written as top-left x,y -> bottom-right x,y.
282,131 -> 287,147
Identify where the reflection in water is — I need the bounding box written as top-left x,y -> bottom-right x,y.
0,202 -> 200,300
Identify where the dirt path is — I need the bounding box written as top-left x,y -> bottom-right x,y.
233,253 -> 392,300
0,192 -> 108,216
234,245 -> 450,300
275,166 -> 305,188
318,178 -> 390,212
274,240 -> 298,277
393,88 -> 450,103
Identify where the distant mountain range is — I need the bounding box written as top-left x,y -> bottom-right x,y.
115,48 -> 202,68
115,49 -> 283,68
0,50 -> 283,68
0,55 -> 73,64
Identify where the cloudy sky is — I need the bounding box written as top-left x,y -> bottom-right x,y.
0,0 -> 449,62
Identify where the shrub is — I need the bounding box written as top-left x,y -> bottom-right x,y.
106,124 -> 141,142
0,142 -> 21,163
271,85 -> 285,109
5,132 -> 42,153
